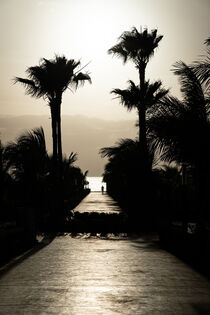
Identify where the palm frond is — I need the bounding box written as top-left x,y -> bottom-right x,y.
108,43 -> 128,63
111,80 -> 139,111
68,152 -> 78,165
73,72 -> 92,88
144,80 -> 169,108
100,138 -> 138,158
13,77 -> 42,98
4,127 -> 48,181
173,61 -> 207,119
148,92 -> 210,167
192,55 -> 210,88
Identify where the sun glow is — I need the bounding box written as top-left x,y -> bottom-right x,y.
1,0 -> 208,120
44,0 -> 123,60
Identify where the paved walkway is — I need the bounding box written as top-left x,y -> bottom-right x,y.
1,194 -> 210,314
0,234 -> 210,314
73,192 -> 121,214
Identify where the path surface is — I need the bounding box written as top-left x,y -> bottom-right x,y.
1,193 -> 210,314
0,234 -> 210,314
73,192 -> 121,214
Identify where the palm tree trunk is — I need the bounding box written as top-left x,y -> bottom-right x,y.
55,93 -> 63,178
139,62 -> 146,91
55,93 -> 65,223
138,63 -> 149,169
48,104 -> 58,228
57,104 -> 62,172
50,105 -> 58,167
137,62 -> 152,214
138,107 -> 147,153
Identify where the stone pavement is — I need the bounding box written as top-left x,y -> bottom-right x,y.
73,192 -> 121,214
0,234 -> 210,314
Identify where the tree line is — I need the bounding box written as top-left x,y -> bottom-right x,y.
0,26 -> 209,238
100,28 -> 210,233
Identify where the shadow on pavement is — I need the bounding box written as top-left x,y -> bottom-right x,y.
0,233 -> 56,278
191,303 -> 210,315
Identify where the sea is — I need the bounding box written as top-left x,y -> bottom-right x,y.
86,177 -> 106,192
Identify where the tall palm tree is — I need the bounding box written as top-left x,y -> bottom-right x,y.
111,79 -> 168,146
148,60 -> 210,224
14,55 -> 91,173
108,27 -> 163,168
148,61 -> 209,164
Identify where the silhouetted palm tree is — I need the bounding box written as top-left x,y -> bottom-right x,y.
108,27 -> 163,168
148,61 -> 209,164
148,60 -> 210,224
14,56 -> 91,173
100,138 -> 159,227
5,127 -> 48,184
5,127 -> 49,206
100,139 -> 139,200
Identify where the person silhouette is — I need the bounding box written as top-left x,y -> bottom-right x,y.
101,185 -> 104,194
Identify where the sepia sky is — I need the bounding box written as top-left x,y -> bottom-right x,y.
0,0 -> 209,175
0,0 -> 209,120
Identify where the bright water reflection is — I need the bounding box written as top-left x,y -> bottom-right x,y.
87,177 -> 106,192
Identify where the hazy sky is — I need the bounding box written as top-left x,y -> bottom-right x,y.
0,0 -> 209,175
0,0 -> 209,120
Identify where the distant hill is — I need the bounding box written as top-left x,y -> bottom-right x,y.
0,115 -> 137,176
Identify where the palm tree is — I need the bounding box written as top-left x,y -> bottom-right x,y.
100,138 -> 140,200
148,61 -> 209,164
5,127 -> 48,184
148,60 -> 210,225
14,55 -> 91,174
100,138 -> 159,227
100,136 -> 158,198
108,27 -> 163,168
4,127 -> 49,207
111,79 -> 168,147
